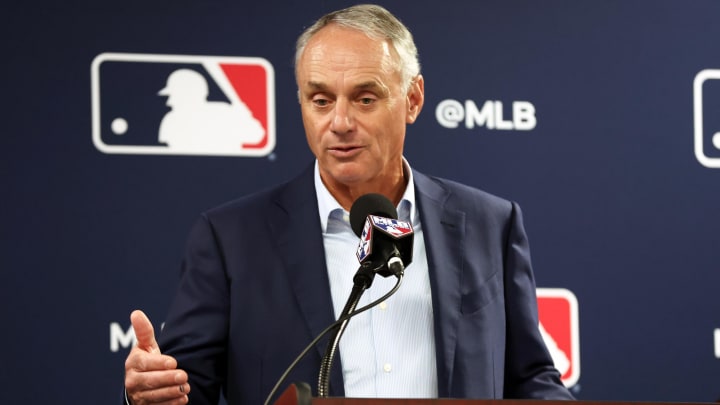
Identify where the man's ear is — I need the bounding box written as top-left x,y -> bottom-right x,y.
406,75 -> 425,124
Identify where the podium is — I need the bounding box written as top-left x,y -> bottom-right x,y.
273,384 -> 713,405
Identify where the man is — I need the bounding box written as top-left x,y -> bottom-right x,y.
124,4 -> 574,404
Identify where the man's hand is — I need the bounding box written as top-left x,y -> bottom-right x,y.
124,310 -> 190,405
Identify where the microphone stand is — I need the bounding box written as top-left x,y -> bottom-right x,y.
263,264 -> 403,405
316,258 -> 407,398
317,261 -> 383,398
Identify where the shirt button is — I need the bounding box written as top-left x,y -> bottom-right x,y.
379,301 -> 387,310
383,363 -> 392,373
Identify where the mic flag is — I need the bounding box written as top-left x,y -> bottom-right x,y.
349,193 -> 414,277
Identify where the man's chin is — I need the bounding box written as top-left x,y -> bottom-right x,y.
322,167 -> 372,187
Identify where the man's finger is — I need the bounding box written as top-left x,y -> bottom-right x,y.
126,349 -> 178,372
130,384 -> 189,405
126,369 -> 190,404
131,310 -> 160,354
126,368 -> 188,389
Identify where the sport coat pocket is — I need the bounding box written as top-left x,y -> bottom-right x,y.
460,270 -> 502,315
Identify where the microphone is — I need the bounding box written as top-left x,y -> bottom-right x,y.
350,193 -> 414,277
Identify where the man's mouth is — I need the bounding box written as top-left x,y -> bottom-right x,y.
328,145 -> 363,158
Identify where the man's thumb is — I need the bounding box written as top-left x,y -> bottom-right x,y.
130,309 -> 161,354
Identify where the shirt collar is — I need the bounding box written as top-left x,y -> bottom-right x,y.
314,159 -> 418,233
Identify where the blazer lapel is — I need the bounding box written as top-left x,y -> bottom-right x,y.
268,164 -> 345,395
413,170 -> 466,397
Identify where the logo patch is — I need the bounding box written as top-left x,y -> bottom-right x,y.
369,215 -> 413,238
91,52 -> 275,156
356,219 -> 373,263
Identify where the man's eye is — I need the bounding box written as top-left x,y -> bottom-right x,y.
359,98 -> 374,105
313,98 -> 329,106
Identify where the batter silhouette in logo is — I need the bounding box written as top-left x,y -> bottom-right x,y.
157,69 -> 265,153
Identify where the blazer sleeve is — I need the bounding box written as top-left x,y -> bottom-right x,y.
502,202 -> 575,399
157,213 -> 229,405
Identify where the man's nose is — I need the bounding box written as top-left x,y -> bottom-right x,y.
330,99 -> 353,134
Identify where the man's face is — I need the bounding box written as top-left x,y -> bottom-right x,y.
296,24 -> 423,192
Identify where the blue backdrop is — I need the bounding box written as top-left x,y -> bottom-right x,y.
2,0 -> 719,403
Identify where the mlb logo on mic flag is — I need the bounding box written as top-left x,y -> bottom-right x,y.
355,215 -> 413,263
91,52 -> 275,156
356,219 -> 373,263
536,288 -> 580,387
370,216 -> 413,238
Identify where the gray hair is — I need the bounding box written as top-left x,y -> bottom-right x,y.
294,4 -> 420,93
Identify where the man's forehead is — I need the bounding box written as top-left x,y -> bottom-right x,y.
296,26 -> 402,91
298,52 -> 399,93
303,40 -> 391,68
300,26 -> 395,67
308,24 -> 390,50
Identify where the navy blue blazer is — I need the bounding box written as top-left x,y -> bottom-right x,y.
157,164 -> 573,404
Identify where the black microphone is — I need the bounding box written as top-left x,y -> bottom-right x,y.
349,193 -> 414,277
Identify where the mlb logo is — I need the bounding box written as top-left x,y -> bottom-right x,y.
356,219 -> 373,263
91,52 -> 275,156
693,69 -> 720,168
369,215 -> 413,238
536,288 -> 580,387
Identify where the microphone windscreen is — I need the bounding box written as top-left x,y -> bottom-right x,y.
349,193 -> 398,236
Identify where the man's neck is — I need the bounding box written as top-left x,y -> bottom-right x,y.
322,165 -> 409,211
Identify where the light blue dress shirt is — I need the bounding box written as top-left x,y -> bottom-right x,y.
314,160 -> 438,398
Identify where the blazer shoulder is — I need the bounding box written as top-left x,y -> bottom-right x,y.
201,163 -> 316,225
416,171 -> 516,218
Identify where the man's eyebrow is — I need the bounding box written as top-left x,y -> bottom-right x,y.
305,81 -> 329,92
355,81 -> 389,96
302,80 -> 389,96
